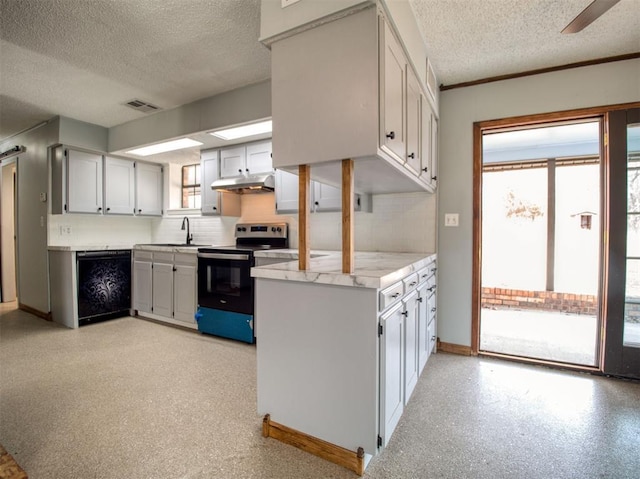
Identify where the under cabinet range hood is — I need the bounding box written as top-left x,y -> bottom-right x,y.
211,173 -> 275,193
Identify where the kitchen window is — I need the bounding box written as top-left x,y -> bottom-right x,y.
182,164 -> 201,209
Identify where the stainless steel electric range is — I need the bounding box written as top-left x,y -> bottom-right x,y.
195,223 -> 289,343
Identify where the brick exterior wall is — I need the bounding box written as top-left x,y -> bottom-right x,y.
481,287 -> 597,315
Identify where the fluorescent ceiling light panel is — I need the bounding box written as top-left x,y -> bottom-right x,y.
209,120 -> 272,140
127,138 -> 203,156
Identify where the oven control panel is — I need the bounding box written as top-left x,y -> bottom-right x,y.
235,223 -> 288,239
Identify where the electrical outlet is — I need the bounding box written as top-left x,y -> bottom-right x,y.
444,213 -> 459,227
59,225 -> 72,235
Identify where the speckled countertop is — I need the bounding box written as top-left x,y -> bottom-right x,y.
48,244 -> 136,252
47,244 -> 219,254
252,250 -> 436,290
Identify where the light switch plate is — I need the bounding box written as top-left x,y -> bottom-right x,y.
445,213 -> 459,227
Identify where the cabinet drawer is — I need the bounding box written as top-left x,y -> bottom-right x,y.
153,252 -> 174,264
403,273 -> 419,294
174,253 -> 197,266
379,281 -> 404,312
416,267 -> 430,284
134,250 -> 153,261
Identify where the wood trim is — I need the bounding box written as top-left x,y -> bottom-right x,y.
476,102 -> 640,131
18,303 -> 52,321
440,52 -> 640,91
298,165 -> 311,271
438,341 -> 472,356
262,414 -> 365,476
471,123 -> 482,355
342,159 -> 354,274
0,443 -> 28,479
479,350 -> 601,374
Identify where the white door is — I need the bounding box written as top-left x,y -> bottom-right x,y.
403,291 -> 419,403
246,141 -> 273,175
275,169 -> 300,213
152,262 -> 173,317
174,263 -> 196,324
380,20 -> 405,163
133,260 -> 152,313
405,68 -> 421,175
135,162 -> 163,216
419,96 -> 433,185
67,149 -> 103,214
417,282 -> 429,374
379,302 -> 404,447
313,182 -> 342,212
0,161 -> 17,302
220,146 -> 246,178
430,112 -> 438,188
104,156 -> 135,215
201,151 -> 221,215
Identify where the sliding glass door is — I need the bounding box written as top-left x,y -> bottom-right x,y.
604,108 -> 640,379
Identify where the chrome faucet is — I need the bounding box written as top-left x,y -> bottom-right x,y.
181,217 -> 193,245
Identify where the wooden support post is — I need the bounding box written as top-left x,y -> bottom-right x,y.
342,159 -> 354,274
299,164 -> 311,270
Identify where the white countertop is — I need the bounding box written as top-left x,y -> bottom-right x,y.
48,244 -> 135,252
252,250 -> 436,290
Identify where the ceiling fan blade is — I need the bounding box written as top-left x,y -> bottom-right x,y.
561,0 -> 621,34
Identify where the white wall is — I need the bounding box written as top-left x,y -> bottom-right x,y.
438,58 -> 640,347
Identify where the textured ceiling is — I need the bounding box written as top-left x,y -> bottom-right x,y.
0,0 -> 638,145
409,0 -> 640,86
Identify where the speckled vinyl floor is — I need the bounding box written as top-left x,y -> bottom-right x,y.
1,302 -> 639,479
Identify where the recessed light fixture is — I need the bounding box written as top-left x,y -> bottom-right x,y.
127,138 -> 203,156
209,120 -> 272,140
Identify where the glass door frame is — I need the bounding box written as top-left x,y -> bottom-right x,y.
471,101 -> 640,375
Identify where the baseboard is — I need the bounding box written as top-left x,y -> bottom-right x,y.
18,303 -> 52,321
262,414 -> 365,476
438,341 -> 473,356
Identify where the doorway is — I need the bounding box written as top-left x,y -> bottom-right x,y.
1,160 -> 18,303
479,121 -> 602,366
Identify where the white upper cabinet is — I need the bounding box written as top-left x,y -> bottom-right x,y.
135,162 -> 163,216
66,148 -> 103,214
270,7 -> 438,194
220,146 -> 246,178
246,141 -> 274,175
380,19 -> 406,164
104,156 -> 135,215
220,141 -> 273,178
201,149 -> 221,215
313,182 -> 342,212
275,169 -> 300,213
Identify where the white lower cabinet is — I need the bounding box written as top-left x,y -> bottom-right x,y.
379,302 -> 404,448
133,249 -> 197,328
402,290 -> 420,405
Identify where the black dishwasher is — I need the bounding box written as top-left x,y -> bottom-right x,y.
76,250 -> 131,325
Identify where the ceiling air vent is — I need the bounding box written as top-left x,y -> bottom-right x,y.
124,99 -> 161,113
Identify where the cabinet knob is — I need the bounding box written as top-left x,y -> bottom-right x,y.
431,176 -> 437,181
238,169 -> 243,173
401,311 -> 408,317
431,307 -> 436,313
408,153 -> 415,159
314,201 -> 319,206
245,168 -> 249,172
97,207 -> 102,212
212,206 -> 217,211
106,207 -> 111,212
138,209 -> 142,213
422,167 -> 428,172
386,131 -> 395,140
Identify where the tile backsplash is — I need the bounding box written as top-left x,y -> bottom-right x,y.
48,191 -> 435,253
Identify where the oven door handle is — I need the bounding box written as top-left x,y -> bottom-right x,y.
198,252 -> 250,261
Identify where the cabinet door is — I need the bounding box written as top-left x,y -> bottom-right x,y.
174,263 -> 196,324
66,149 -> 103,214
403,291 -> 419,404
419,96 -> 432,185
379,302 -> 404,448
275,169 -> 300,213
430,112 -> 438,188
104,156 -> 135,215
379,20 -> 406,164
201,150 -> 221,215
152,262 -> 173,318
246,141 -> 273,175
135,162 -> 163,216
133,260 -> 152,313
417,283 -> 429,374
313,182 -> 342,212
405,68 -> 421,175
220,146 -> 246,178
